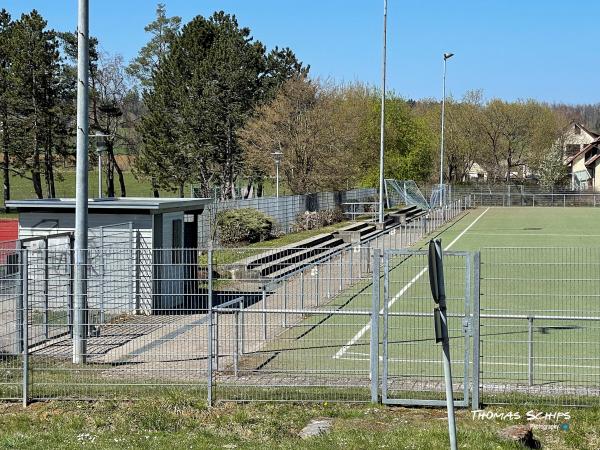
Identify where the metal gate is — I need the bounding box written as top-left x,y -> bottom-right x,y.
380,249 -> 477,407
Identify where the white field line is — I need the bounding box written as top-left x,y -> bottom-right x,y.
333,207 -> 490,360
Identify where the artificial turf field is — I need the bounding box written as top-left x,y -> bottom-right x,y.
235,207 -> 600,404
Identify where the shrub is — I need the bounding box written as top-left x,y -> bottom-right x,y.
294,208 -> 345,231
216,208 -> 275,246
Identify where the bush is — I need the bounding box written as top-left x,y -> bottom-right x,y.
294,208 -> 345,231
217,208 -> 275,246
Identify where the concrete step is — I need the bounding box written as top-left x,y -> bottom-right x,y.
266,240 -> 349,280
244,233 -> 335,269
252,236 -> 346,277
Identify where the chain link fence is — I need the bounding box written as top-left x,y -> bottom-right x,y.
197,188 -> 378,247
2,200 -> 600,408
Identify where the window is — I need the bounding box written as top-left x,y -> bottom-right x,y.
574,125 -> 581,135
566,144 -> 580,156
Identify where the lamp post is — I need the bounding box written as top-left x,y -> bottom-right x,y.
73,0 -> 89,364
271,151 -> 283,198
378,0 -> 388,224
439,52 -> 454,207
91,134 -> 108,198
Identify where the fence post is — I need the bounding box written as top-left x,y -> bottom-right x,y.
327,258 -> 331,299
43,237 -> 49,339
349,245 -> 354,282
300,271 -> 305,309
471,251 -> 481,411
370,249 -> 381,402
234,304 -> 239,377
128,222 -> 134,312
214,309 -> 219,372
240,297 -> 245,356
22,249 -> 29,408
315,266 -> 320,306
16,241 -> 24,354
283,280 -> 287,327
339,250 -> 343,292
528,316 -> 534,387
99,227 -> 105,325
262,285 -> 267,340
68,235 -> 74,337
207,248 -> 214,406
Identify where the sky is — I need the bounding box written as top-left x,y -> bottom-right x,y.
3,0 -> 599,105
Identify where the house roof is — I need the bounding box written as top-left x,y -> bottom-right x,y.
5,197 -> 212,214
585,153 -> 600,167
566,138 -> 600,165
576,122 -> 600,139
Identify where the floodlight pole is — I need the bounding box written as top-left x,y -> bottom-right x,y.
271,151 -> 283,199
439,53 -> 453,208
378,0 -> 387,224
73,0 -> 89,364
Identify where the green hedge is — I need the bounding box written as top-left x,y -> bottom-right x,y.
216,208 -> 275,246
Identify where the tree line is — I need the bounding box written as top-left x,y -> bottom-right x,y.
1,4 -> 598,204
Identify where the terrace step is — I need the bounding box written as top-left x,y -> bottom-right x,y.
244,233 -> 337,268
252,236 -> 346,277
390,206 -> 426,224
334,222 -> 377,243
266,240 -> 349,280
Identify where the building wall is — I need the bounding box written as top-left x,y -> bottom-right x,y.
563,125 -> 598,155
17,212 -> 153,238
16,212 -> 154,315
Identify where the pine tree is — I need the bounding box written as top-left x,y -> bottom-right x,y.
9,11 -> 63,198
0,9 -> 13,205
126,3 -> 181,89
138,11 -> 308,199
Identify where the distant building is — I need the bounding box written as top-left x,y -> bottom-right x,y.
466,162 -> 488,182
563,123 -> 600,189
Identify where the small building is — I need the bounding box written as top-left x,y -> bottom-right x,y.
562,123 -> 600,189
5,197 -> 211,314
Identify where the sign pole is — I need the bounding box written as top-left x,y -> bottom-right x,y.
429,239 -> 457,450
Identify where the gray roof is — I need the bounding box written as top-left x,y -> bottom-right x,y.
6,197 -> 212,214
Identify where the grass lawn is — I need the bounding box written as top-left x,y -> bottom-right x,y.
0,397 -> 597,449
0,170 -> 288,207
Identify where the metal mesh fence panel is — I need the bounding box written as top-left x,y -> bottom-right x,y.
382,250 -> 473,406
27,248 -> 209,401
0,201 -> 468,403
197,188 -> 378,247
0,245 -> 22,400
479,247 -> 600,406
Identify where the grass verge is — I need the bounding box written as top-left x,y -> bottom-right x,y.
0,397 -> 597,449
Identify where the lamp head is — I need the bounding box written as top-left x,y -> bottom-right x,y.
271,151 -> 283,164
443,52 -> 454,60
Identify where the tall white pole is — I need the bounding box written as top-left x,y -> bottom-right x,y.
275,161 -> 279,199
378,0 -> 387,224
439,58 -> 447,207
98,153 -> 102,198
73,0 -> 89,364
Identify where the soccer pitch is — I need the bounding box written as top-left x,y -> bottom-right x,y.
233,207 -> 600,403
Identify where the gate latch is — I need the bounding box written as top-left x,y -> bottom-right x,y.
462,317 -> 472,336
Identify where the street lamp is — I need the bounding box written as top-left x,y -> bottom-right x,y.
378,0 -> 388,224
91,133 -> 109,198
271,151 -> 283,198
439,52 -> 454,207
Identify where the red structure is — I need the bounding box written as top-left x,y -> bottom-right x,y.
0,218 -> 17,242
0,219 -> 18,263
